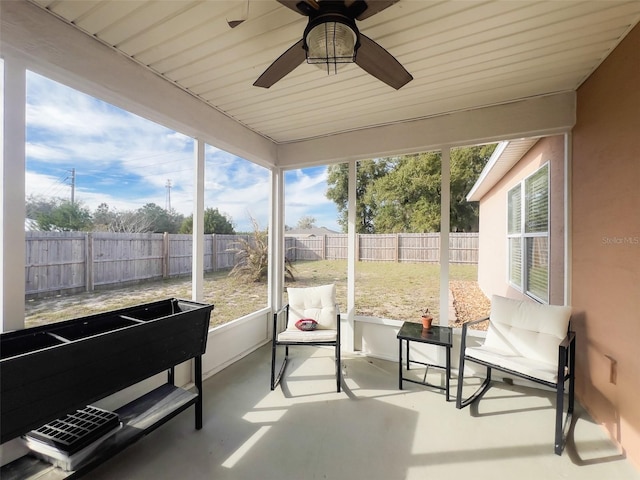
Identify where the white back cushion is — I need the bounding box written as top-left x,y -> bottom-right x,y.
484,295 -> 572,366
287,284 -> 337,330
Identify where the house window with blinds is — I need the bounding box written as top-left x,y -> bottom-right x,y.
507,164 -> 549,303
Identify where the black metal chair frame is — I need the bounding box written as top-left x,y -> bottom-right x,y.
456,317 -> 576,455
270,304 -> 341,393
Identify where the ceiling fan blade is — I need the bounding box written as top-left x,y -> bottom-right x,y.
254,39 -> 306,88
276,0 -> 313,15
355,0 -> 399,20
227,20 -> 245,28
355,33 -> 412,89
227,0 -> 249,28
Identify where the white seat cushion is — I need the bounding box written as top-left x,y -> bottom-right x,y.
465,345 -> 559,384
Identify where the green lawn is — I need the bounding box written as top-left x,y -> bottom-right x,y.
25,260 -> 478,328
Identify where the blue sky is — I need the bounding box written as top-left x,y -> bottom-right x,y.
23,70 -> 340,232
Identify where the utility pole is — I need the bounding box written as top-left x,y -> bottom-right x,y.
70,168 -> 76,204
165,179 -> 172,211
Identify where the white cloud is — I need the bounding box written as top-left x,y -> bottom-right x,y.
26,143 -> 70,162
284,168 -> 339,230
24,71 -> 339,232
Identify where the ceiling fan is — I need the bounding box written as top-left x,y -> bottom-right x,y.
254,0 -> 412,90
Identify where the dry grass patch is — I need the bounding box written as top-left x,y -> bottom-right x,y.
25,260 -> 485,329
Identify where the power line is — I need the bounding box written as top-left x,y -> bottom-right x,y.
34,168 -> 76,202
38,172 -> 71,198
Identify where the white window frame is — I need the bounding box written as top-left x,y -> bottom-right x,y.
507,163 -> 550,303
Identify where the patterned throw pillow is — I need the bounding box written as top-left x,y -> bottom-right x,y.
295,318 -> 318,331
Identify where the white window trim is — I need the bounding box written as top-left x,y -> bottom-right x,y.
507,163 -> 550,303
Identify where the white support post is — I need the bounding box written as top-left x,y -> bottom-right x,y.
268,167 -> 285,314
346,160 -> 357,352
439,149 -> 451,326
191,139 -> 205,302
1,57 -> 26,332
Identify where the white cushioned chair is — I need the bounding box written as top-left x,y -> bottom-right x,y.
456,295 -> 575,455
271,284 -> 341,392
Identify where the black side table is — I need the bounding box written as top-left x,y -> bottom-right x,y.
397,322 -> 453,400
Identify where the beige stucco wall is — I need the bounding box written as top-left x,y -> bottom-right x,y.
572,23 -> 640,469
476,135 -> 566,305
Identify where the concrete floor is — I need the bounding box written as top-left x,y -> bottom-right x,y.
87,344 -> 639,480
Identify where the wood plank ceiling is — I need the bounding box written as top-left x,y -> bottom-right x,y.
30,0 -> 640,145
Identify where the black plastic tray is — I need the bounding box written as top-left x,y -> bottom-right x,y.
24,406 -> 119,455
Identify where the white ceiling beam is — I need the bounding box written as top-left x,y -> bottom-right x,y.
275,91 -> 576,168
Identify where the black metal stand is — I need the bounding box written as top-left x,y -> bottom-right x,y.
270,305 -> 341,393
456,317 -> 576,455
397,323 -> 452,401
2,361 -> 205,479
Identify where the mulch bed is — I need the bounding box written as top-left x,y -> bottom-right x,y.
450,280 -> 491,330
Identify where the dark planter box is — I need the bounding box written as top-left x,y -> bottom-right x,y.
0,298 -> 213,444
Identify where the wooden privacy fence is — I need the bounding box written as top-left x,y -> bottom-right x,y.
24,232 -> 477,298
24,232 -> 244,298
286,233 -> 478,264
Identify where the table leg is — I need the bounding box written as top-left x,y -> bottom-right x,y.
398,339 -> 403,390
406,339 -> 410,371
195,356 -> 203,429
445,346 -> 451,401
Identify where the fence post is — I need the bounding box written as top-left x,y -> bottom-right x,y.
163,232 -> 169,278
285,237 -> 292,262
322,235 -> 326,260
395,233 -> 400,263
356,234 -> 360,262
212,234 -> 217,271
85,233 -> 94,292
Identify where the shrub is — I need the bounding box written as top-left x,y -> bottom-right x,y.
228,217 -> 294,282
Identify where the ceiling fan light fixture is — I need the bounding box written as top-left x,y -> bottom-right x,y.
305,19 -> 357,74
254,1 -> 411,89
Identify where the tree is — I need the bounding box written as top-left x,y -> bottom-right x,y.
367,152 -> 442,232
325,146 -> 495,233
138,203 -> 183,233
26,195 -> 57,221
450,144 -> 496,231
296,216 -> 317,229
325,163 -> 350,231
35,199 -> 93,231
326,159 -> 390,233
111,209 -> 154,233
92,203 -> 156,233
93,203 -> 117,231
179,207 -> 235,234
